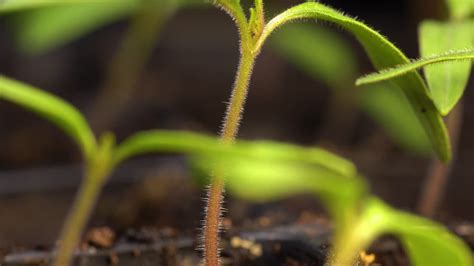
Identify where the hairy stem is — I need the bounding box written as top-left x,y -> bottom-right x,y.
52,169 -> 108,266
203,49 -> 257,265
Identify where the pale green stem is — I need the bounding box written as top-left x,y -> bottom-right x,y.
326,209 -> 379,266
327,225 -> 370,266
52,167 -> 109,266
220,51 -> 257,143
53,135 -> 114,266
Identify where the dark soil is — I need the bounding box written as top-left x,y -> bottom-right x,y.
0,223 -> 391,266
3,213 -> 473,266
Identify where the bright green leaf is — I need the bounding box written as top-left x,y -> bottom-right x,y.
271,23 -> 357,89
112,130 -> 219,166
356,49 -> 474,86
114,129 -> 363,216
254,1 -> 451,162
0,0 -> 104,12
361,198 -> 473,266
419,21 -> 473,115
112,130 -> 356,178
10,1 -> 140,54
361,83 -> 433,154
204,155 -> 366,208
113,129 -> 364,229
0,75 -> 96,159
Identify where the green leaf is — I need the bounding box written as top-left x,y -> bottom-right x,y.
114,129 -> 363,216
112,130 -> 219,166
419,21 -> 473,116
270,23 -> 431,155
361,83 -> 433,154
113,130 -> 364,227
248,0 -> 264,39
446,0 -> 474,19
203,155 -> 366,208
356,49 -> 474,86
359,198 -> 473,266
0,75 -> 96,159
0,0 -> 102,12
9,1 -> 140,54
254,1 -> 451,162
112,130 -> 356,178
271,23 -> 357,89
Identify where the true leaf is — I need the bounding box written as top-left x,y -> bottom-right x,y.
271,23 -> 432,155
360,83 -> 433,154
0,75 -> 96,159
419,21 -> 473,115
356,49 -> 474,86
254,1 -> 451,162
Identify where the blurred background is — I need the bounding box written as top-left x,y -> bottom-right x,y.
0,0 -> 472,249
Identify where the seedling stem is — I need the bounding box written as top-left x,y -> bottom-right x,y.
52,134 -> 115,266
203,1 -> 264,265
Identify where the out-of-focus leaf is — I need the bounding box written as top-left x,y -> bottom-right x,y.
356,198 -> 473,266
200,150 -> 470,266
446,0 -> 474,19
5,0 -> 205,54
112,130 -> 356,178
254,1 -> 451,162
10,1 -> 140,54
0,75 -> 96,159
419,21 -> 473,115
356,49 -> 474,85
199,155 -> 366,208
271,23 -> 357,89
0,0 -> 97,12
361,83 -> 433,154
110,129 -> 469,266
112,130 -> 219,166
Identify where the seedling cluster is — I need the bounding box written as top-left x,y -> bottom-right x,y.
0,0 -> 473,266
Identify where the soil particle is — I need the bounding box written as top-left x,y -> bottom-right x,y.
85,227 -> 115,249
